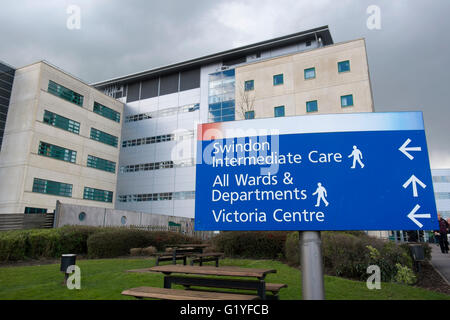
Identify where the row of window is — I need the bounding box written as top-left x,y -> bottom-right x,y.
43,110 -> 119,148
244,94 -> 354,119
121,130 -> 194,148
433,176 -> 450,183
125,103 -> 199,123
32,178 -> 113,202
243,60 -> 351,91
118,191 -> 195,203
90,127 -> 118,147
38,141 -> 116,173
120,158 -> 194,173
436,192 -> 450,199
47,81 -> 120,123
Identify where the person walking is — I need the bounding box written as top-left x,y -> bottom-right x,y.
348,145 -> 365,169
434,213 -> 449,254
312,182 -> 329,207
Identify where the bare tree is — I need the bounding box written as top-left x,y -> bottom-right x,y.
236,82 -> 255,119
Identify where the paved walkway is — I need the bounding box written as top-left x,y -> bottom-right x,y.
430,245 -> 450,284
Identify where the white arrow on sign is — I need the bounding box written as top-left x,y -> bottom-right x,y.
399,138 -> 421,160
407,204 -> 430,228
402,175 -> 426,197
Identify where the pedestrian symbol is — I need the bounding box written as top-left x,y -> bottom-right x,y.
312,182 -> 329,207
348,145 -> 365,169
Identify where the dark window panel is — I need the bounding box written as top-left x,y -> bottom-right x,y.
0,105 -> 8,114
0,79 -> 13,91
127,82 -> 141,103
0,73 -> 14,84
223,56 -> 246,66
140,78 -> 159,99
0,64 -> 15,75
180,68 -> 200,91
159,73 -> 179,95
0,96 -> 9,106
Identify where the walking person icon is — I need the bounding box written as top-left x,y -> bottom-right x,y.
348,145 -> 365,169
312,182 -> 329,207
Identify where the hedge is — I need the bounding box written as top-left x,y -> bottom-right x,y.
0,226 -> 201,262
87,229 -> 200,258
212,231 -> 288,259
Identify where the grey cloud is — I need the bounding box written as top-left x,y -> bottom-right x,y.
0,0 -> 449,168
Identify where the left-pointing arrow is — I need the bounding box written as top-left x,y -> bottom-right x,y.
402,174 -> 426,197
407,204 -> 431,228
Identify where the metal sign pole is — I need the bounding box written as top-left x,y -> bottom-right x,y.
299,231 -> 325,300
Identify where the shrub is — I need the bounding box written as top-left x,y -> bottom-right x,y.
57,226 -> 99,255
0,226 -> 201,262
285,231 -> 413,282
212,231 -> 288,259
142,246 -> 157,256
27,229 -> 61,259
0,230 -> 29,261
129,248 -> 143,256
394,263 -> 417,285
87,229 -> 200,258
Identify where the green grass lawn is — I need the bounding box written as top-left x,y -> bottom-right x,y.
0,258 -> 448,300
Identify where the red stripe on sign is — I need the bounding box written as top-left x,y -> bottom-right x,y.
197,123 -> 224,141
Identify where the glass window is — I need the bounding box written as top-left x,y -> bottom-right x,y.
32,178 -> 72,197
274,106 -> 285,117
245,111 -> 255,119
341,94 -> 354,107
43,110 -> 80,134
24,207 -> 47,214
304,67 -> 316,80
338,60 -> 351,73
83,187 -> 113,203
93,102 -> 120,123
47,80 -> 84,106
87,155 -> 116,173
90,128 -> 118,147
38,141 -> 77,163
273,74 -> 284,86
78,212 -> 86,221
306,100 -> 318,113
244,80 -> 254,91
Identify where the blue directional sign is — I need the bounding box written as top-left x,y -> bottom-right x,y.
194,112 -> 438,231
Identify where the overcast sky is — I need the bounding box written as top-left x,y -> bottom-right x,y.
1,0 -> 449,168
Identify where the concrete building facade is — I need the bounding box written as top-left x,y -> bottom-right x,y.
0,61 -> 124,213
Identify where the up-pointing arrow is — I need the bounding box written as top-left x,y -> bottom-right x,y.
402,175 -> 426,197
399,138 -> 422,160
407,204 -> 431,228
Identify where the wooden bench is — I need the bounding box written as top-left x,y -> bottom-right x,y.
121,286 -> 259,300
189,253 -> 223,267
155,253 -> 187,266
165,275 -> 287,300
127,265 -> 279,300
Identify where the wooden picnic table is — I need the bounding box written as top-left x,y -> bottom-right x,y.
127,265 -> 278,299
166,244 -> 209,248
155,244 -> 212,266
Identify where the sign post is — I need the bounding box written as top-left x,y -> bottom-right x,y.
299,231 -> 325,300
194,111 -> 438,300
